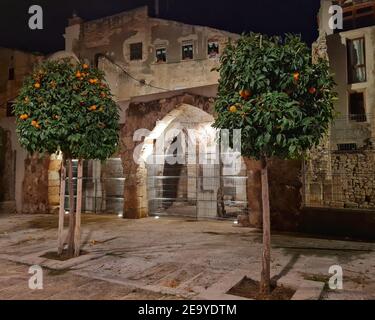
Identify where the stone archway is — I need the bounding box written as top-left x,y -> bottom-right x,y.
139,104 -> 216,218
120,91 -> 302,228
122,96 -> 248,220
121,93 -> 215,219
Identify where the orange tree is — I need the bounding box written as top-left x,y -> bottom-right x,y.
213,33 -> 337,295
14,58 -> 119,257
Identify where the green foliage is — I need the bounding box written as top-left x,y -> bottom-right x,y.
14,59 -> 119,160
213,33 -> 337,159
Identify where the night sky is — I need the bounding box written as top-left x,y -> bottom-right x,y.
0,0 -> 321,54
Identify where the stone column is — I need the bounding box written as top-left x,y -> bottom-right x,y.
243,158 -> 263,228
48,154 -> 62,214
123,164 -> 148,219
121,122 -> 150,219
22,153 -> 50,214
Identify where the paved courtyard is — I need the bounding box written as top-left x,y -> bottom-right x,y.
0,213 -> 374,300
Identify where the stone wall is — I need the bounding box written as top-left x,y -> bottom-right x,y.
22,154 -> 50,214
0,127 -> 15,202
0,48 -> 43,118
305,150 -> 375,209
245,158 -> 303,231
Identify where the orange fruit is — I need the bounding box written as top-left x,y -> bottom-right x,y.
83,64 -> 89,69
229,105 -> 237,113
309,87 -> 317,94
239,89 -> 252,99
293,72 -> 300,81
31,120 -> 38,127
20,114 -> 28,120
34,82 -> 41,89
76,72 -> 81,78
89,105 -> 97,111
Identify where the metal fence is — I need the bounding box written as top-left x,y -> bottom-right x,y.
63,158 -> 124,215
146,153 -> 248,220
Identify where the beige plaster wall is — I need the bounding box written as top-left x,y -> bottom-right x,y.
65,6 -> 239,102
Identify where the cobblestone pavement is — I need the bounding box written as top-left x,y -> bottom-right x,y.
0,214 -> 374,300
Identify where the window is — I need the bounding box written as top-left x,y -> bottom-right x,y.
347,38 -> 366,83
8,68 -> 14,80
337,143 -> 357,152
208,41 -> 219,58
130,42 -> 143,61
349,92 -> 366,122
182,41 -> 193,60
6,101 -> 15,117
156,47 -> 166,63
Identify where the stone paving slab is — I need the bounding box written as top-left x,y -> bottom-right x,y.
0,214 -> 374,300
0,259 -> 177,300
291,280 -> 325,300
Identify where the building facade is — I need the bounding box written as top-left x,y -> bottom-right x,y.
61,6 -> 301,224
0,48 -> 44,213
62,6 -> 249,220
305,0 -> 375,211
0,5 -> 303,233
65,6 -> 238,101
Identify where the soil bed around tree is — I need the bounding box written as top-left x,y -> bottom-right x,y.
227,277 -> 296,300
41,250 -> 88,261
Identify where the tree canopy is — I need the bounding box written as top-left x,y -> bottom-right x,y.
213,33 -> 337,160
14,58 -> 119,160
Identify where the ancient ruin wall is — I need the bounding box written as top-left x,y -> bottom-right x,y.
305,150 -> 375,209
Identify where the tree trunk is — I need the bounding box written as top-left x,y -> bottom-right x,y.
67,158 -> 76,257
217,141 -> 226,218
260,156 -> 271,295
74,159 -> 83,257
57,156 -> 66,255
